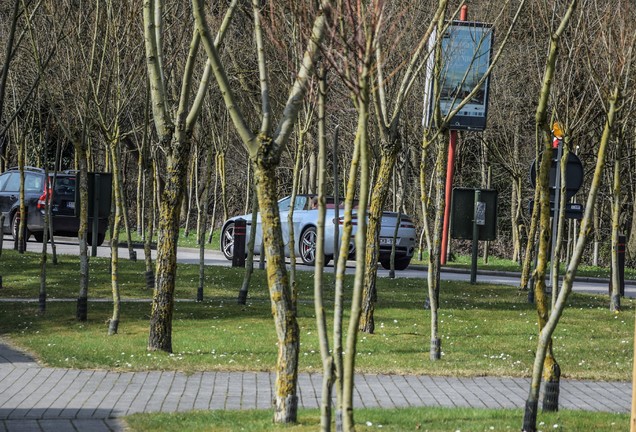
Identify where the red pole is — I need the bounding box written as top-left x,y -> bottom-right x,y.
441,131 -> 457,265
460,4 -> 468,20
440,5 -> 468,265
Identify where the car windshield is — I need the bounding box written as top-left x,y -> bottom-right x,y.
278,196 -> 309,211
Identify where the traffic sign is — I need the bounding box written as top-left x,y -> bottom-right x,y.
529,152 -> 583,200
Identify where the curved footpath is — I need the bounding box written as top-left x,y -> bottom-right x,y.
0,338 -> 630,432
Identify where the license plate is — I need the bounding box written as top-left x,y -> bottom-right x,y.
67,201 -> 75,209
379,237 -> 393,245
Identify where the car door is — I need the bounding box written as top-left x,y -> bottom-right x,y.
0,172 -> 13,231
279,196 -> 308,253
0,172 -> 20,215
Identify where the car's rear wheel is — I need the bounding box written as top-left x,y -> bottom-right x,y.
11,212 -> 30,242
299,226 -> 317,265
380,256 -> 411,271
221,222 -> 235,260
88,232 -> 105,247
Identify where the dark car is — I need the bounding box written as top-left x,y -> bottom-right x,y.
0,167 -> 107,246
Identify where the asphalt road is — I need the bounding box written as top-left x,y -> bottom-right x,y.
3,235 -> 634,297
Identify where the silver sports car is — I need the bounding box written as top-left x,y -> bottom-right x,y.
220,195 -> 417,270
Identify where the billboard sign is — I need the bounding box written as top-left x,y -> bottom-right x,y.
423,21 -> 494,131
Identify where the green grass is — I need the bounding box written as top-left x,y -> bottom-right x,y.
124,407 -> 629,431
0,248 -> 242,299
110,227 -> 221,250
412,251 -> 636,280
0,249 -> 633,380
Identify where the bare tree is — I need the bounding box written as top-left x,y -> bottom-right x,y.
144,0 -> 237,351
193,0 -> 330,423
522,0 -> 636,429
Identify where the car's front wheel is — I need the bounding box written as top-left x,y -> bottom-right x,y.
88,232 -> 105,247
221,222 -> 235,260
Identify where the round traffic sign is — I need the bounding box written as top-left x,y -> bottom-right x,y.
529,152 -> 583,200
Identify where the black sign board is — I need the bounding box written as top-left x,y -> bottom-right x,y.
74,172 -> 113,219
451,188 -> 498,241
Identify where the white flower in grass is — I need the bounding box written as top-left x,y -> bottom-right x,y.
366,421 -> 373,426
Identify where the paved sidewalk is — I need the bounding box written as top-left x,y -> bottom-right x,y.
0,339 -> 631,431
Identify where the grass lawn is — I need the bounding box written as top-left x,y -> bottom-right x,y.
411,252 -> 636,281
0,249 -> 633,380
124,407 -> 629,431
111,227 -> 221,250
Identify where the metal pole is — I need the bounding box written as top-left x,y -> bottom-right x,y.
92,173 -> 100,257
441,130 -> 457,265
470,189 -> 480,284
548,138 -> 563,293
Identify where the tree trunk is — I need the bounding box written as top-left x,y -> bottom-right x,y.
39,163 -> 50,315
16,133 -> 26,253
109,139 -> 122,335
308,141 -> 317,194
0,0 -> 20,131
287,130 -> 305,306
237,183 -> 258,305
343,94 -> 371,432
219,152 -> 228,224
148,147 -> 190,352
522,3 -> 577,429
197,146 -> 213,302
427,131 -> 448,361
627,143 -> 636,260
76,140 -> 90,321
525,86 -> 617,432
610,134 -> 622,311
333,132 -> 361,429
359,139 -> 399,334
254,161 -> 300,424
207,152 -> 220,244
315,70 -> 334,431
183,153 -> 196,237
144,158 -> 156,289
511,177 -> 522,263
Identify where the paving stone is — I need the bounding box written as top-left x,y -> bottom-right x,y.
72,419 -> 114,432
0,338 -> 633,432
38,419 -> 75,432
2,420 -> 40,432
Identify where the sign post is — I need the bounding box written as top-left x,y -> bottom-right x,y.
441,6 -> 467,266
422,6 -> 494,265
528,124 -> 584,298
470,189 -> 484,284
549,133 -> 563,291
451,187 -> 498,284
